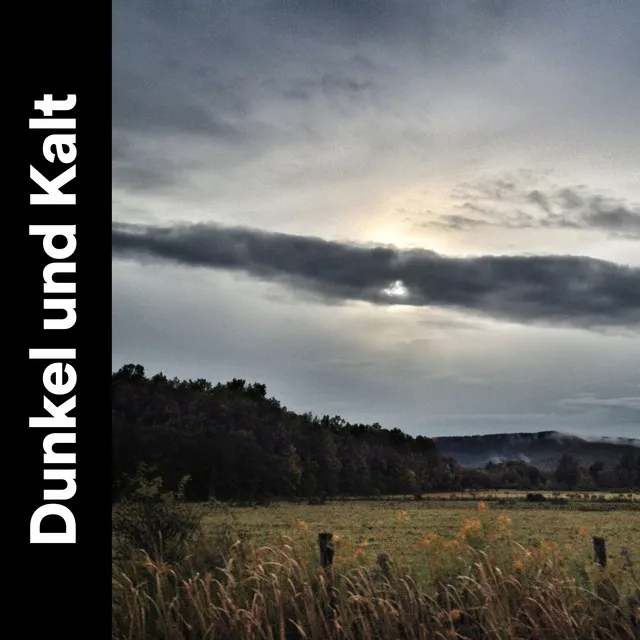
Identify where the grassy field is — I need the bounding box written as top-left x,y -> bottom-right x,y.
113,497 -> 640,639
411,490 -> 640,502
203,498 -> 640,570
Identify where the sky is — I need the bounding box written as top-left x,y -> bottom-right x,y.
112,0 -> 640,440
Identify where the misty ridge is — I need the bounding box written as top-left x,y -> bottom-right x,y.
434,430 -> 640,472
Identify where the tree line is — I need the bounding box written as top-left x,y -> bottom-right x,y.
112,364 -> 639,502
459,453 -> 638,493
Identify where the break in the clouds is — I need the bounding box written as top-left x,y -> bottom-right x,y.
113,222 -> 640,330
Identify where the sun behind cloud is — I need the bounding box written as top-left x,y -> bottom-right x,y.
382,280 -> 409,298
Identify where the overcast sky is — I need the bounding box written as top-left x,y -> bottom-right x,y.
112,0 -> 640,440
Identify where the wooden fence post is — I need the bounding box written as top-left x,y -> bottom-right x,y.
593,536 -> 607,567
318,532 -> 334,568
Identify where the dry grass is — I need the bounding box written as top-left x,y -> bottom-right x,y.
113,501 -> 640,639
200,499 -> 640,569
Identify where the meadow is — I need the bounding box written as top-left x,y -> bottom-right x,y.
113,495 -> 640,639
203,497 -> 640,565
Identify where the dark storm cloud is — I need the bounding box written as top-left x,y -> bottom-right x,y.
424,180 -> 640,239
112,222 -> 640,330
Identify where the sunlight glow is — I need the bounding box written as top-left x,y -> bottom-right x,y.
382,280 -> 409,298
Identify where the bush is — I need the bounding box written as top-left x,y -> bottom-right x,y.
526,492 -> 546,502
308,492 -> 327,505
112,465 -> 206,561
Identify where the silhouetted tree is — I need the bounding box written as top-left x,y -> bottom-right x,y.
554,453 -> 580,490
113,364 -> 627,500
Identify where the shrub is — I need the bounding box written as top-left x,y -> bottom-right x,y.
112,465 -> 206,561
526,492 -> 546,502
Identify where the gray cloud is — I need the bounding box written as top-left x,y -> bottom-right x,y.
112,221 -> 640,330
256,0 -> 510,52
583,204 -> 640,237
112,69 -> 245,139
423,179 -> 640,239
112,158 -> 182,192
527,190 -> 552,214
559,395 -> 640,413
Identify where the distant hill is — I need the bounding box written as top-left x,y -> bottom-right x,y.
434,430 -> 639,471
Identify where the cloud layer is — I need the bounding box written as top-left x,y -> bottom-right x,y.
113,222 -> 640,330
420,179 -> 640,239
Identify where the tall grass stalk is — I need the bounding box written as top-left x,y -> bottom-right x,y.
113,532 -> 639,639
